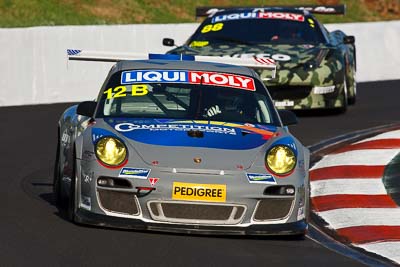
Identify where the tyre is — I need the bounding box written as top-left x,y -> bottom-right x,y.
291,232 -> 306,240
304,183 -> 311,224
53,130 -> 65,207
347,72 -> 357,105
67,149 -> 78,222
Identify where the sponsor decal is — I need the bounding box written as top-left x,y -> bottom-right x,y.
103,85 -> 149,99
201,23 -> 224,33
61,129 -> 71,147
119,167 -> 151,179
82,171 -> 94,183
149,177 -> 159,187
106,119 -> 277,150
212,12 -> 304,23
223,53 -> 291,62
274,100 -> 294,107
297,206 -> 305,220
246,173 -> 276,184
313,85 -> 335,94
120,70 -> 255,91
92,128 -> 115,144
80,196 -> 91,211
172,182 -> 226,202
115,123 -> 237,135
298,6 -> 336,13
190,41 -> 209,47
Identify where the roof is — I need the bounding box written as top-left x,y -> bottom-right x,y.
115,59 -> 258,77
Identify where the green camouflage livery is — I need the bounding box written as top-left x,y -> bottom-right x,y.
165,7 -> 356,112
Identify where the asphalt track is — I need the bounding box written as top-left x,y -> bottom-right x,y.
0,80 -> 399,267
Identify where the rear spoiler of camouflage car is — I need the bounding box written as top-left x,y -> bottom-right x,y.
196,5 -> 346,18
67,49 -> 277,79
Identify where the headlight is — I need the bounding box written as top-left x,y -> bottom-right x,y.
266,145 -> 296,176
95,137 -> 127,167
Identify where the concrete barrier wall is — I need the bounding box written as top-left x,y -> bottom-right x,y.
0,21 -> 399,106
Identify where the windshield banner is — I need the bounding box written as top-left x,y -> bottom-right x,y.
121,70 -> 256,91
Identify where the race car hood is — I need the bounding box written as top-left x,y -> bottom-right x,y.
97,118 -> 278,170
170,43 -> 330,70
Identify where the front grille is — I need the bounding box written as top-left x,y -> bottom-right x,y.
267,86 -> 312,100
148,201 -> 246,225
253,198 -> 294,221
97,189 -> 140,215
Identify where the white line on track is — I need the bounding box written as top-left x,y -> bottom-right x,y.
355,241 -> 400,264
311,149 -> 400,170
316,208 -> 400,229
354,130 -> 400,144
310,179 -> 387,197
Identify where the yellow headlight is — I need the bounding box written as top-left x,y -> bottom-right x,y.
95,137 -> 127,166
266,145 -> 296,175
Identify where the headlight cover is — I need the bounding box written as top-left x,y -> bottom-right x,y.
95,137 -> 127,167
266,145 -> 296,176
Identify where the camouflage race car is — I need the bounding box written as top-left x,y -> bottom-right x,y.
163,5 -> 356,112
55,51 -> 310,236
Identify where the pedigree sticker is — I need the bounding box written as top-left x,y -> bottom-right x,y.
172,182 -> 226,202
121,70 -> 256,91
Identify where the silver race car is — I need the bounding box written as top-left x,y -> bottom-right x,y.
54,52 -> 310,236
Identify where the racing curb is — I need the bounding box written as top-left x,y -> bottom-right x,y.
307,123 -> 400,267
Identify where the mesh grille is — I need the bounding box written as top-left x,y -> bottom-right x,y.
149,202 -> 159,217
268,86 -> 312,100
148,201 -> 245,225
98,189 -> 139,215
254,198 -> 294,221
162,203 -> 232,220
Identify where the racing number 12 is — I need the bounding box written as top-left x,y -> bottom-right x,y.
104,85 -> 149,99
104,86 -> 126,99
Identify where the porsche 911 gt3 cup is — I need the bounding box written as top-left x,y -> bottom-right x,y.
54,52 -> 310,236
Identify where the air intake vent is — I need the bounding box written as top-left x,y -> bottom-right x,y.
148,201 -> 246,225
97,189 -> 139,215
254,198 -> 294,221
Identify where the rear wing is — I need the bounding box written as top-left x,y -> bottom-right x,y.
67,49 -> 277,79
196,5 -> 346,18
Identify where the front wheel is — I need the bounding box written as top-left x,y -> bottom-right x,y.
337,78 -> 348,113
67,150 -> 78,222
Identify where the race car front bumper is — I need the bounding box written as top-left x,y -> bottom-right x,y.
76,152 -> 309,236
268,83 -> 345,110
75,208 -> 307,236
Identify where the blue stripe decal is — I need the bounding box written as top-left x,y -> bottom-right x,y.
106,118 -> 277,150
67,49 -> 82,56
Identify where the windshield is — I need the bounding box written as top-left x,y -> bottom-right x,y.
96,70 -> 279,125
188,12 -> 325,46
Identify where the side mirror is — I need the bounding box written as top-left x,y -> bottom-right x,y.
278,110 -> 298,126
343,35 -> 355,44
163,38 -> 175,47
77,101 -> 97,117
